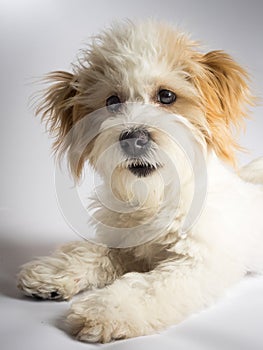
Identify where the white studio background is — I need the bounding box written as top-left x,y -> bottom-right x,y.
0,1 -> 262,350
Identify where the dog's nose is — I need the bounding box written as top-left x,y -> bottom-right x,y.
119,129 -> 150,156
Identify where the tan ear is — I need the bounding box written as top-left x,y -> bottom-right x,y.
36,71 -> 78,154
36,71 -> 94,180
194,50 -> 254,165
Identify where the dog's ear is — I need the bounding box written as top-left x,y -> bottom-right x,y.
36,71 -> 94,180
193,50 -> 254,165
37,71 -> 78,154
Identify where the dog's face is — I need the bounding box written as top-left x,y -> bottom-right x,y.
39,21 -> 253,235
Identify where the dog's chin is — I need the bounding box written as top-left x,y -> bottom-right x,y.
127,161 -> 161,177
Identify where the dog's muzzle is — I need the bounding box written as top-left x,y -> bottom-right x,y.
119,128 -> 159,177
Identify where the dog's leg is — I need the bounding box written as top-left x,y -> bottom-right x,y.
66,246 -> 244,342
17,241 -> 125,300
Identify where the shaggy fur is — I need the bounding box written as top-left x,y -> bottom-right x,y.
18,20 -> 263,343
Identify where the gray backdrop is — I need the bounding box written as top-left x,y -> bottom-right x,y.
0,2 -> 263,350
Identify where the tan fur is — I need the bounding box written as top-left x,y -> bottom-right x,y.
194,50 -> 254,165
36,71 -> 78,153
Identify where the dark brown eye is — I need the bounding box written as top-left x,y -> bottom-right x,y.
157,89 -> 176,104
106,95 -> 121,112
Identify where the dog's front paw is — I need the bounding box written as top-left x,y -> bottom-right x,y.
17,258 -> 83,300
67,290 -> 148,343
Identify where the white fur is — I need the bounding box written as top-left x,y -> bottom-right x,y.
18,20 -> 263,343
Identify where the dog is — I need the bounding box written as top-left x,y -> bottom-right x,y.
18,20 -> 263,343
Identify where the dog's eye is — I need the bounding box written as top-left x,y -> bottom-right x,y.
106,95 -> 121,112
157,89 -> 177,104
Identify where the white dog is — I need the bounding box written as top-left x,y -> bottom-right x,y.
18,20 -> 263,343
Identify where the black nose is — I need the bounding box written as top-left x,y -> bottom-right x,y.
119,129 -> 150,156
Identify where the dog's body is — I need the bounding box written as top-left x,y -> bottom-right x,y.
18,21 -> 263,343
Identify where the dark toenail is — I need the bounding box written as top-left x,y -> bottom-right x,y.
50,291 -> 60,298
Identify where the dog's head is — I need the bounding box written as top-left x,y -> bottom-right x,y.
37,21 -> 253,242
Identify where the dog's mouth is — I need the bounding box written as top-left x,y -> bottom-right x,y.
127,161 -> 161,177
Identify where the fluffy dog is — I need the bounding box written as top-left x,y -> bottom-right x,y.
18,20 -> 263,343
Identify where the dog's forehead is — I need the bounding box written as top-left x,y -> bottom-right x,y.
84,21 -> 195,100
